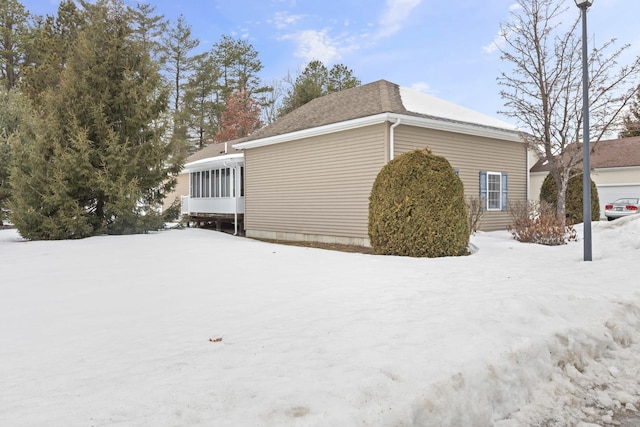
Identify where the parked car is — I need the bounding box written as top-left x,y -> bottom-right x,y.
604,197 -> 640,221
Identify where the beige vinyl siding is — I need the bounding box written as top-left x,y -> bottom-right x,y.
394,125 -> 527,231
591,167 -> 640,185
529,172 -> 547,202
163,172 -> 189,212
244,124 -> 387,244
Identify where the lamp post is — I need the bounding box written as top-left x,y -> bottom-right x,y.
575,0 -> 593,261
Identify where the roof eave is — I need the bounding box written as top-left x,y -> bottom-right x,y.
234,113 -> 393,150
395,113 -> 523,143
233,113 -> 523,150
183,152 -> 244,173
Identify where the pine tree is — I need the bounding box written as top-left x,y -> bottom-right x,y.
130,2 -> 166,63
279,60 -> 360,116
620,86 -> 640,138
10,0 -> 182,239
209,35 -> 268,134
0,0 -> 31,90
160,14 -> 200,155
183,52 -> 220,150
161,14 -> 200,112
0,88 -> 28,224
328,63 -> 360,93
212,35 -> 264,97
20,0 -> 81,103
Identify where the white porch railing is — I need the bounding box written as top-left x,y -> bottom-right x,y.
180,195 -> 189,215
182,196 -> 244,215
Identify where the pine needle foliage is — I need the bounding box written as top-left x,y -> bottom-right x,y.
9,0 -> 183,240
540,170 -> 600,224
368,148 -> 469,257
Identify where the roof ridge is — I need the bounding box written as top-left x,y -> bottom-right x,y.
530,137 -> 640,171
376,80 -> 404,113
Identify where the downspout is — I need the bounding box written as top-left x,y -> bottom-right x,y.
234,165 -> 238,236
389,118 -> 401,161
526,149 -> 531,201
223,161 -> 239,235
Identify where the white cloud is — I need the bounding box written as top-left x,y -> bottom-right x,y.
377,0 -> 424,38
269,11 -> 304,30
231,28 -> 251,40
283,29 -> 341,63
409,81 -> 433,93
483,4 -> 521,54
483,30 -> 505,54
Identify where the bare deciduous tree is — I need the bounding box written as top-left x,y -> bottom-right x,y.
495,0 -> 640,221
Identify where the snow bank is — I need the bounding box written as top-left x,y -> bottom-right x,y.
1,216 -> 639,426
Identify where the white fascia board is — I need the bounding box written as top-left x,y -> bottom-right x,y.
233,113 -> 523,151
392,113 -> 524,143
596,182 -> 640,187
233,113 -> 392,150
183,153 -> 244,173
593,165 -> 640,173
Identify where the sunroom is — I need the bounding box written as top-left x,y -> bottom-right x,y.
181,152 -> 244,234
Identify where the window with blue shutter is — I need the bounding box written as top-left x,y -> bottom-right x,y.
501,173 -> 508,212
480,171 -> 508,211
479,171 -> 487,208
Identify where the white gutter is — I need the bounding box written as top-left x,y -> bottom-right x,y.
234,112 -> 523,151
234,113 -> 392,149
183,153 -> 243,173
389,118 -> 401,161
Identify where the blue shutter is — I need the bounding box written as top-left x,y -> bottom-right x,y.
479,171 -> 487,209
501,172 -> 508,211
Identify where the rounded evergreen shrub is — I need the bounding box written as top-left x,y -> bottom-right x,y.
368,148 -> 469,257
540,170 -> 600,224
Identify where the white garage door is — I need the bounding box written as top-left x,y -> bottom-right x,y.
597,184 -> 640,219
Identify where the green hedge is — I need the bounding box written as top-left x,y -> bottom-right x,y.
368,148 -> 469,257
540,170 -> 600,224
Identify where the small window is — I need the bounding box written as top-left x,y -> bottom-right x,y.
204,170 -> 210,198
213,169 -> 219,198
487,172 -> 501,210
240,166 -> 244,197
221,168 -> 229,197
479,171 -> 508,212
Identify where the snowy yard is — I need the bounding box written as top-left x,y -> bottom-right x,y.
1,217 -> 640,426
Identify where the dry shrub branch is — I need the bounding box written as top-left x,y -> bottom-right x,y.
507,200 -> 577,246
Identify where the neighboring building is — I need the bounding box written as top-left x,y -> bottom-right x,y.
530,137 -> 640,219
231,79 -> 527,247
164,139 -> 245,233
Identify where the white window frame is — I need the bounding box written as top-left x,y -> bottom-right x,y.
486,172 -> 502,211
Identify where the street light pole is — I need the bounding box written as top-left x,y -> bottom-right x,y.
575,0 -> 593,261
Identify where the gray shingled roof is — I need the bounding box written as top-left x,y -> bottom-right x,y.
530,137 -> 640,172
244,79 -> 405,142
243,79 -> 519,143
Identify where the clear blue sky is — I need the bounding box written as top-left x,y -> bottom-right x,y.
23,0 -> 640,125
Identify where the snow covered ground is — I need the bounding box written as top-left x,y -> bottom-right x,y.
1,216 -> 640,427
